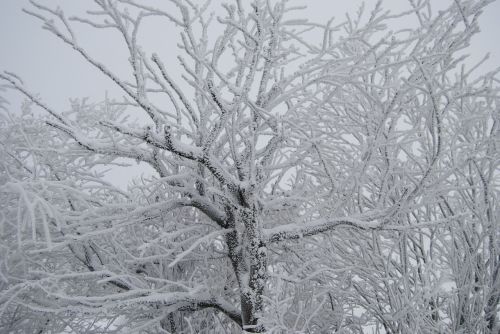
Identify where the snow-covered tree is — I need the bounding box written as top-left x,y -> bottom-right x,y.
1,0 -> 498,333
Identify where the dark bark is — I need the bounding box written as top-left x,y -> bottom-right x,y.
225,204 -> 267,333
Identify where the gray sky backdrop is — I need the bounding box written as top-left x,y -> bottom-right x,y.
1,0 -> 499,186
1,1 -> 499,105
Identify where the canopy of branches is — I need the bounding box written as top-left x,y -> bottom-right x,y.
0,0 -> 499,333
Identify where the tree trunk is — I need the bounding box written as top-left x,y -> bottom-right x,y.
485,258 -> 499,333
225,205 -> 267,332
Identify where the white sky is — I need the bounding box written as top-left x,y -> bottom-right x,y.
1,0 -> 499,186
1,0 -> 499,106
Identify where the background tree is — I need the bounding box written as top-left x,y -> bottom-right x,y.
0,0 -> 498,333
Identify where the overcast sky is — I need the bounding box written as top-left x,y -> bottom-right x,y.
1,0 -> 499,186
1,0 -> 499,107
